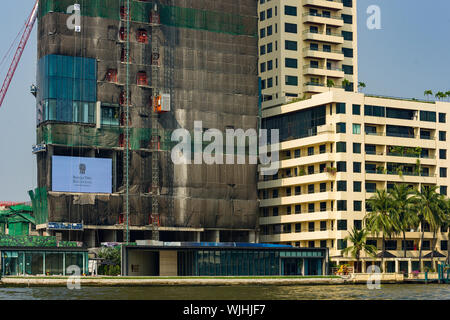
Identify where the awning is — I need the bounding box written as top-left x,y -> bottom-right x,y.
376,251 -> 397,258
422,251 -> 446,258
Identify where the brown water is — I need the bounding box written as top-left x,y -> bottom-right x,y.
0,284 -> 448,300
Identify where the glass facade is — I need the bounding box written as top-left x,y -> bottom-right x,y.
1,250 -> 87,276
176,249 -> 325,276
37,55 -> 97,125
262,105 -> 326,142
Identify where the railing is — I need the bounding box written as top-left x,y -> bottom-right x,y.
304,82 -> 325,87
303,65 -> 343,72
303,30 -> 342,37
303,13 -> 343,20
303,47 -> 343,54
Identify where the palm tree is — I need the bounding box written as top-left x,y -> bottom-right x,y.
358,82 -> 366,93
389,184 -> 418,258
342,227 -> 377,273
365,189 -> 395,272
435,91 -> 445,101
342,79 -> 350,91
445,91 -> 450,102
414,186 -> 445,270
424,90 -> 433,101
327,79 -> 335,91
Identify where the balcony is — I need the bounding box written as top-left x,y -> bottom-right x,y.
303,47 -> 344,61
303,13 -> 344,27
303,0 -> 344,10
259,211 -> 336,225
303,65 -> 345,78
303,30 -> 343,44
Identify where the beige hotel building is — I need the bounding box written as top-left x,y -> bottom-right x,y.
257,0 -> 450,273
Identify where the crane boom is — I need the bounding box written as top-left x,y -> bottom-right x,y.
0,0 -> 39,109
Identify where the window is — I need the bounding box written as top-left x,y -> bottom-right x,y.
308,222 -> 315,231
337,161 -> 347,172
267,25 -> 273,36
320,182 -> 326,192
367,240 -> 377,248
267,8 -> 273,19
286,188 -> 291,197
353,162 -> 361,173
267,60 -> 273,70
386,107 -> 415,120
260,62 -> 266,73
323,44 -> 331,52
354,220 -> 362,230
308,147 -> 314,156
364,105 -> 385,117
354,201 -> 362,212
320,221 -> 327,231
273,189 -> 278,198
441,186 -> 447,196
352,104 -> 361,115
386,125 -> 414,138
284,5 -> 297,16
285,40 -> 297,51
337,240 -> 347,250
308,184 -> 315,194
320,202 -> 327,212
336,122 -> 346,133
337,220 -> 347,231
440,168 -> 447,178
365,144 -> 376,155
308,165 -> 314,175
354,181 -> 362,192
343,65 -> 353,75
320,144 -> 326,154
260,11 -> 265,21
273,207 -> 279,216
260,45 -> 266,55
294,149 -> 300,158
442,240 -> 448,251
439,113 -> 446,123
343,0 -> 353,7
285,23 -> 297,33
101,106 -> 119,126
336,103 -> 346,114
422,240 -> 430,250
295,223 -> 301,233
320,240 -> 327,248
401,240 -> 414,250
295,205 -> 301,214
285,58 -> 298,68
342,31 -> 353,41
385,240 -> 397,250
337,200 -> 347,211
267,78 -> 273,88
342,14 -> 353,24
336,142 -> 346,153
260,28 -> 266,39
287,206 -> 291,215
353,143 -> 361,154
439,131 -> 446,141
295,186 -> 301,195
352,124 -> 361,134
440,149 -> 447,160
308,203 -> 315,213
420,111 -> 436,122
342,48 -> 353,58
366,182 -> 377,193
285,76 -> 298,86
267,43 -> 273,53
337,181 -> 347,191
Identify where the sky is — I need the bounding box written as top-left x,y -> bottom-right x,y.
0,0 -> 449,201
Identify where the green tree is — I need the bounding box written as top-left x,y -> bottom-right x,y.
435,91 -> 446,101
98,246 -> 121,276
342,227 -> 377,273
389,184 -> 418,258
424,90 -> 433,101
445,91 -> 450,102
342,79 -> 350,91
358,82 -> 366,92
327,79 -> 335,90
414,186 -> 445,270
365,189 -> 395,272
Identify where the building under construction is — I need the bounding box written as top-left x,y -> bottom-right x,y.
29,0 -> 259,247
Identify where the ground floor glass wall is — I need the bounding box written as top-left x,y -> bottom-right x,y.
2,250 -> 87,276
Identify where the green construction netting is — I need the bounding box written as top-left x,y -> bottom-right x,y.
0,234 -> 81,248
28,187 -> 49,225
38,0 -> 257,37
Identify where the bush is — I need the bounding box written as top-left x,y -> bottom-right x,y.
97,246 -> 121,276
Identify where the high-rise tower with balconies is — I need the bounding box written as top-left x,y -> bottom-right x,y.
258,0 -> 357,108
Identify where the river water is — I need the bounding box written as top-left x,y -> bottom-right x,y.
0,284 -> 448,300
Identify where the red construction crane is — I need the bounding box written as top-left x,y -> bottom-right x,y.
0,0 -> 39,109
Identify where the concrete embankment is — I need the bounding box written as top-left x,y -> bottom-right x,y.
0,277 -> 345,287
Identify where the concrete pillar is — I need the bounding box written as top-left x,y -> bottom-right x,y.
362,260 -> 366,273
248,231 -> 256,243
420,260 -> 424,272
395,259 -> 399,273
159,251 -> 177,276
408,259 -> 412,274
211,230 -> 220,243
195,232 -> 201,242
86,230 -> 96,248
